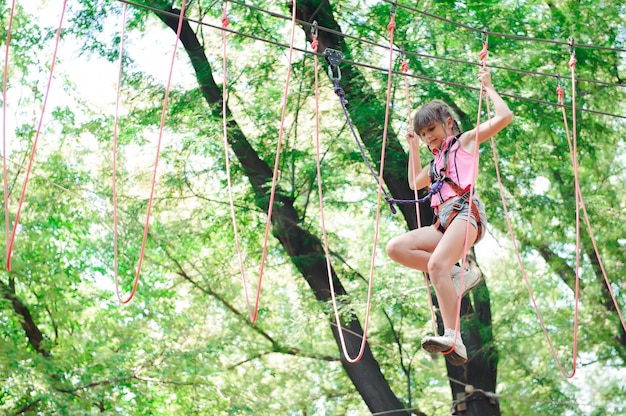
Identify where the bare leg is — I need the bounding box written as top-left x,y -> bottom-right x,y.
385,225 -> 443,272
428,218 -> 478,330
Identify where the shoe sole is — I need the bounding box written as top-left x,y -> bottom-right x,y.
460,276 -> 482,298
422,340 -> 468,367
446,350 -> 468,366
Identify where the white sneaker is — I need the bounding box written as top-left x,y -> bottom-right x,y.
421,328 -> 467,366
451,265 -> 481,298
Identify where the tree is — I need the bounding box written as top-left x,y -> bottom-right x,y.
1,0 -> 625,415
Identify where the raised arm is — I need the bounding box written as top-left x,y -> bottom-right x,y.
407,128 -> 430,190
460,67 -> 513,150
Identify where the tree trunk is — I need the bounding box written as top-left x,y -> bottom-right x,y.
293,2 -> 500,415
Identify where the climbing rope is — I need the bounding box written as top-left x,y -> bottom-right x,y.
4,0 -> 68,271
400,51 -> 438,332
489,41 -> 582,377
558,43 -> 626,335
441,33 -> 490,357
221,0 -> 299,322
323,6 -> 399,363
2,0 -> 17,257
112,0 -> 188,304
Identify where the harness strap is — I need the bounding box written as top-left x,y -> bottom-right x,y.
433,186 -> 483,244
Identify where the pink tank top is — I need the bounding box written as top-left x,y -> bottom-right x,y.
430,135 -> 478,209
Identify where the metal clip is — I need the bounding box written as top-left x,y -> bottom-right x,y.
481,27 -> 488,43
568,37 -> 575,54
311,20 -> 318,38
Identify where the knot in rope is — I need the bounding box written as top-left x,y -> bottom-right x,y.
311,38 -> 318,52
387,15 -> 396,33
569,56 -> 577,68
556,84 -> 564,104
332,78 -> 348,105
479,44 -> 488,61
401,59 -> 409,73
383,196 -> 398,214
221,11 -> 229,28
431,177 -> 444,194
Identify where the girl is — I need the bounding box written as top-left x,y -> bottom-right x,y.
386,67 -> 513,366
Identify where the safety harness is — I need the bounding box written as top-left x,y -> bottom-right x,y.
429,134 -> 483,241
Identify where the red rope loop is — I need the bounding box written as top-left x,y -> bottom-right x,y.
569,55 -> 577,68
311,37 -> 318,52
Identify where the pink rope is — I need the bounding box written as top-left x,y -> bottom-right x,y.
326,11 -> 398,363
249,0 -> 298,323
2,0 -> 17,258
310,27 -> 346,360
401,56 -> 437,332
442,40 -> 489,355
561,65 -> 626,335
114,0 -> 188,304
223,1 -> 298,322
488,51 -> 582,378
5,0 -> 68,271
112,3 -> 127,302
220,3 -> 262,322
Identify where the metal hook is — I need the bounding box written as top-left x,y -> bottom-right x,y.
568,37 -> 575,54
311,20 -> 318,38
390,0 -> 398,14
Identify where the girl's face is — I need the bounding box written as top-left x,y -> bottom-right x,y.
416,117 -> 454,150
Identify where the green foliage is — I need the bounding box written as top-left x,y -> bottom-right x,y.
1,0 -> 625,415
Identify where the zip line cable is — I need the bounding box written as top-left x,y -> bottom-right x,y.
382,0 -> 626,53
117,0 -> 626,120
226,0 -> 626,55
225,0 -> 626,90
